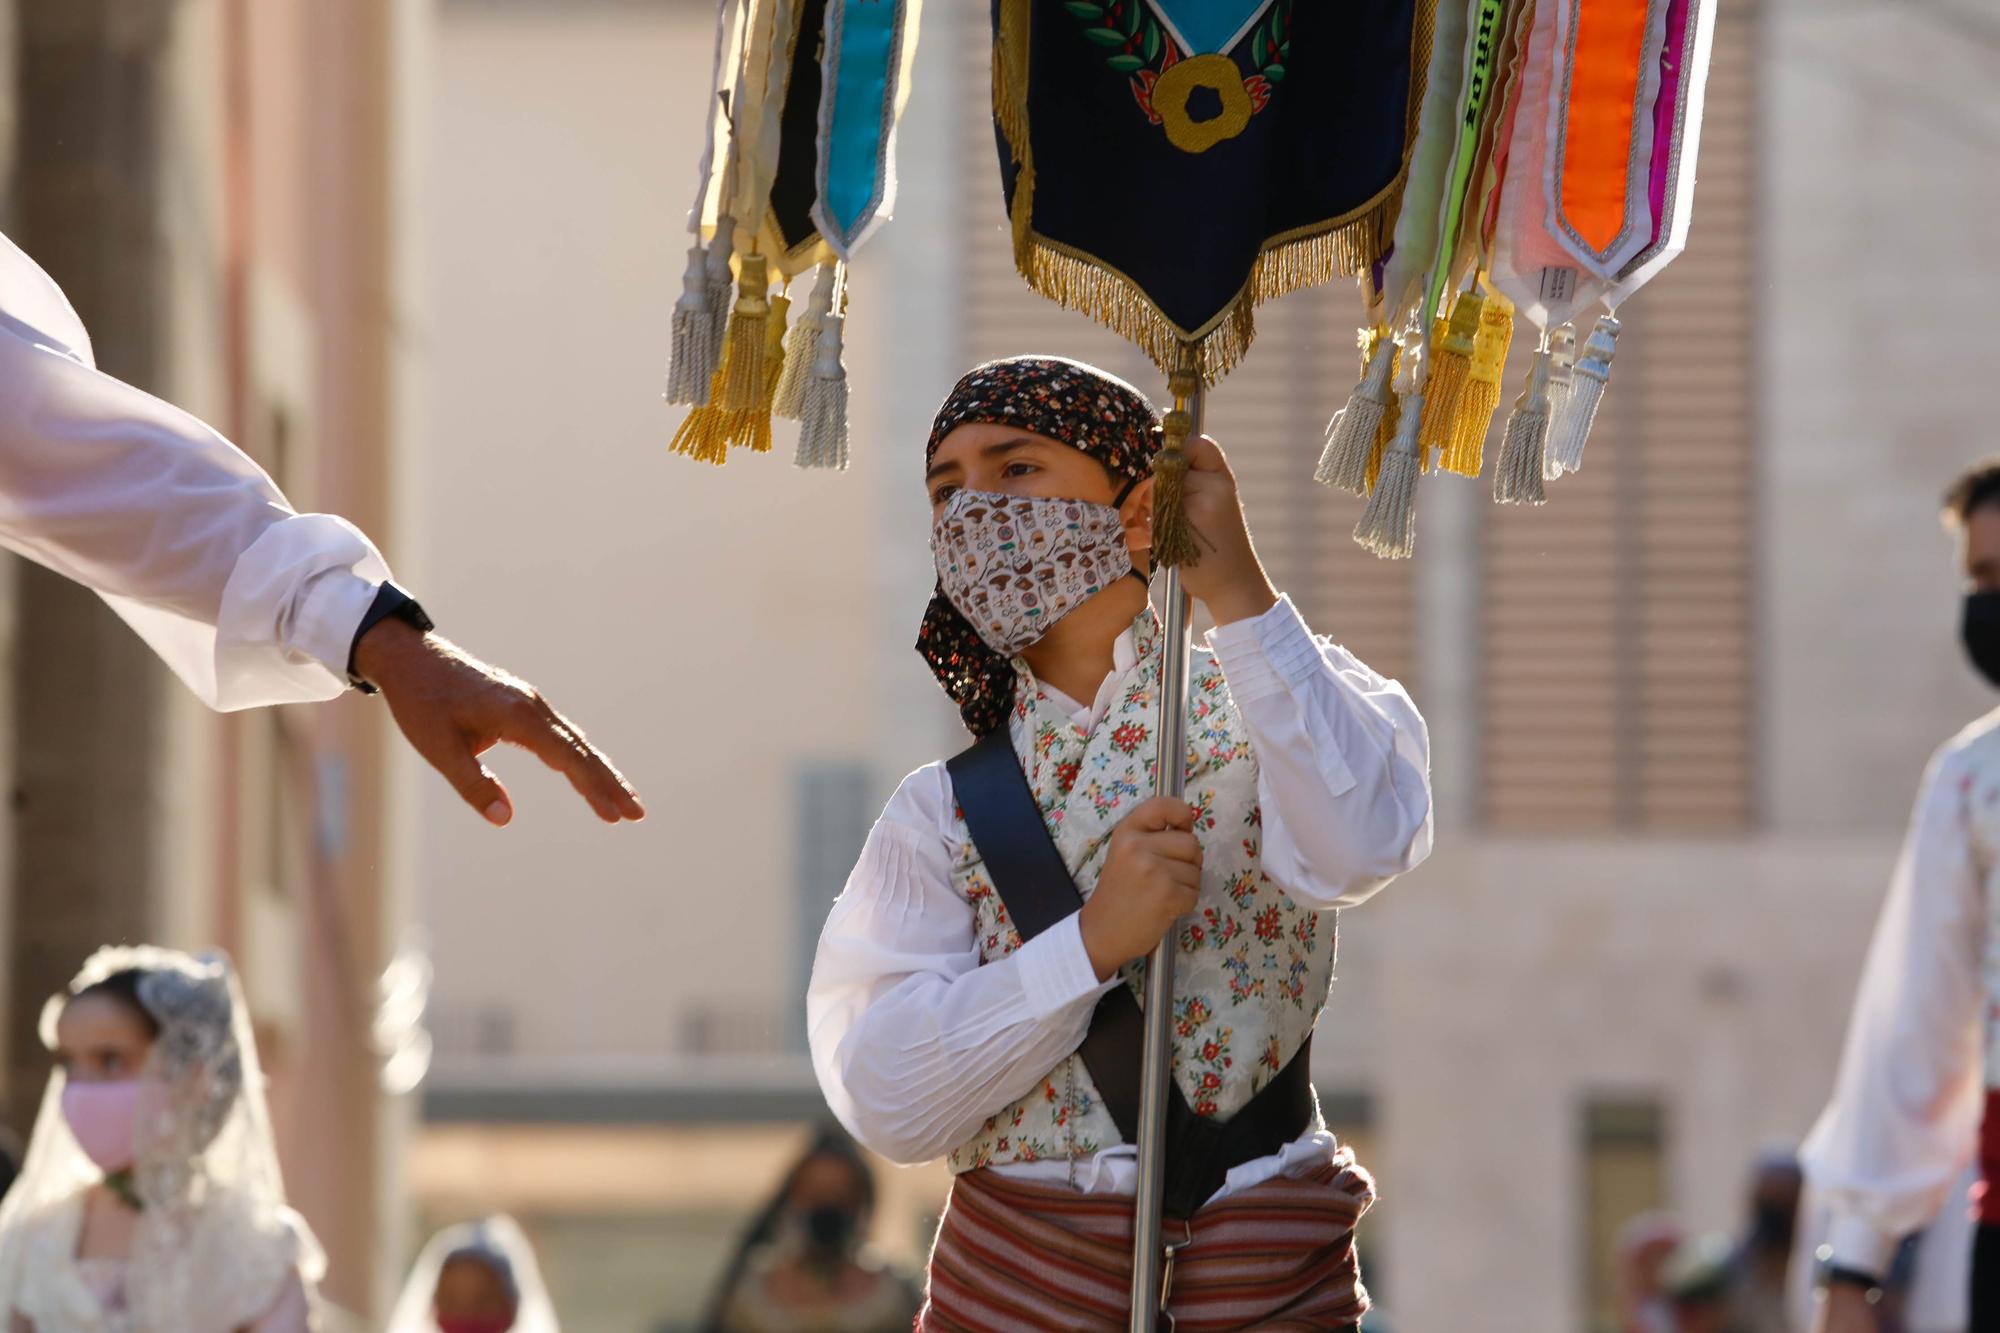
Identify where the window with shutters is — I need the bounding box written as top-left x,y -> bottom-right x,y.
952,17 -> 1417,688
1479,2 -> 1757,833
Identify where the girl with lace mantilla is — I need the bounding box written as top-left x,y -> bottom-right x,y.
0,947 -> 323,1332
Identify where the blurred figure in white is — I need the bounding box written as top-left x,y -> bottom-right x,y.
1799,460 -> 2000,1333
0,232 -> 642,828
386,1216 -> 559,1333
1720,1150 -> 1801,1333
703,1127 -> 920,1333
0,947 -> 322,1331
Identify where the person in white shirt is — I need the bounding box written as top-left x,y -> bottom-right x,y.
1800,459 -> 2000,1333
0,231 -> 641,827
806,357 -> 1432,1328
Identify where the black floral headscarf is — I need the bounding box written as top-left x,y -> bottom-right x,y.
916,356 -> 1159,737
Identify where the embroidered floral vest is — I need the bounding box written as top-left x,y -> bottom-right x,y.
945,614 -> 1337,1173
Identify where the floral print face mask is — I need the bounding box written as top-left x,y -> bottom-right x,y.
931,489 -> 1135,657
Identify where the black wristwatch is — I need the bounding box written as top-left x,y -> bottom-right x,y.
346,582 -> 435,694
1816,1260 -> 1885,1305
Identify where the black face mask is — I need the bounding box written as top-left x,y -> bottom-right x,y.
1964,592 -> 2000,689
803,1204 -> 857,1260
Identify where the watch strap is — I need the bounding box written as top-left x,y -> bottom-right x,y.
347,582 -> 434,693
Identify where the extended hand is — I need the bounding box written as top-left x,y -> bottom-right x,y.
1079,796 -> 1203,980
351,618 -> 644,826
1170,434 -> 1279,627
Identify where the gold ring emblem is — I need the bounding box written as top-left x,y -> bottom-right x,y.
1151,54 -> 1253,154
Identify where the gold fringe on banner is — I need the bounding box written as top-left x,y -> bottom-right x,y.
994,0 -> 1031,165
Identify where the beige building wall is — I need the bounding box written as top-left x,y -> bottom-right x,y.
417,0 -> 893,1074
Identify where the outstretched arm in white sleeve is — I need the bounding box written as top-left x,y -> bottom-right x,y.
0,232 -> 643,825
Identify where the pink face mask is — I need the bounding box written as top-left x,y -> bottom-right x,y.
61,1079 -> 144,1174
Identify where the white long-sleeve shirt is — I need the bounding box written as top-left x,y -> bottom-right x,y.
1800,710 -> 2000,1280
808,596 -> 1432,1195
0,230 -> 388,710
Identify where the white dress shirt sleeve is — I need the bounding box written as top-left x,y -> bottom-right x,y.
1799,741 -> 1988,1277
807,764 -> 1115,1166
0,231 -> 388,711
1205,594 -> 1434,908
246,1269 -> 313,1333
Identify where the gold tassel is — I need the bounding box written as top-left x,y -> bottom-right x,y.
670,293 -> 789,465
718,253 -> 771,412
715,293 -> 789,457
1151,357 -> 1205,569
1449,289 -> 1514,474
1422,290 -> 1484,473
670,368 -> 732,466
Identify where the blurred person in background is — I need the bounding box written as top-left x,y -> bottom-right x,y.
0,946 -> 321,1331
702,1126 -> 920,1333
0,232 -> 642,828
0,1131 -> 21,1208
386,1215 -> 559,1333
1663,1234 -> 1741,1333
1799,459 -> 2000,1333
1620,1212 -> 1686,1333
1721,1149 -> 1801,1333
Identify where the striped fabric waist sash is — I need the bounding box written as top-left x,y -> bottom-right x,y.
920,1147 -> 1376,1332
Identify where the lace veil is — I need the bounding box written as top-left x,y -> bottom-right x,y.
0,945 -> 324,1330
385,1215 -> 560,1333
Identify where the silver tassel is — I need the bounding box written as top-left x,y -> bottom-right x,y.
795,309 -> 849,470
665,243 -> 719,406
697,216 -> 737,378
1316,337 -> 1396,496
1354,392 -> 1424,559
775,265 -> 836,421
1494,346 -> 1553,505
1545,315 -> 1618,478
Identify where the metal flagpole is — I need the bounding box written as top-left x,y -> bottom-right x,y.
1130,374 -> 1204,1328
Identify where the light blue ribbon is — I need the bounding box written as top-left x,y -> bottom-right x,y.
815,0 -> 905,255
